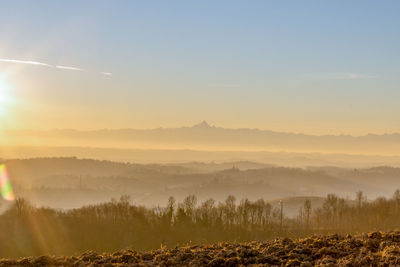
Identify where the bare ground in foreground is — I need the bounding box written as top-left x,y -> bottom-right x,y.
1,231 -> 400,266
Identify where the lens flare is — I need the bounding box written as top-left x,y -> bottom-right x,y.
0,164 -> 15,201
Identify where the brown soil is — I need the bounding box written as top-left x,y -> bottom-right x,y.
1,231 -> 400,266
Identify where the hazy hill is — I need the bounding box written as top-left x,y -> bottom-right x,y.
2,146 -> 400,168
167,161 -> 275,173
2,157 -> 399,210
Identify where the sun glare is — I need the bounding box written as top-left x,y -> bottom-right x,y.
0,76 -> 11,117
0,81 -> 5,101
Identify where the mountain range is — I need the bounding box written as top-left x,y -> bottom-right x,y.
1,121 -> 400,155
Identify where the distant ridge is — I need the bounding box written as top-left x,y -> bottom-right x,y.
4,121 -> 400,137
190,121 -> 213,129
1,122 -> 400,155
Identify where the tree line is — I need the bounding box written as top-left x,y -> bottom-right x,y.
1,190 -> 400,257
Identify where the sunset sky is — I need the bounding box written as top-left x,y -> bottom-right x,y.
0,1 -> 399,135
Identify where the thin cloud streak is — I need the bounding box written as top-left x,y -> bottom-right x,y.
56,65 -> 86,72
0,58 -> 111,76
301,72 -> 378,81
0,58 -> 53,67
344,73 -> 377,80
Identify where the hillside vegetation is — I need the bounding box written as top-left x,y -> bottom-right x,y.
0,190 -> 400,258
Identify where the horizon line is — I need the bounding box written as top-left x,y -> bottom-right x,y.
1,121 -> 399,138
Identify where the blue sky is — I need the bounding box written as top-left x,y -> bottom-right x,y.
0,1 -> 399,134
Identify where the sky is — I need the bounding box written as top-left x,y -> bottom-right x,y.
0,1 -> 399,135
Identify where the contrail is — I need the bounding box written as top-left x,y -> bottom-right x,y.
0,58 -> 111,76
56,65 -> 86,72
0,58 -> 53,67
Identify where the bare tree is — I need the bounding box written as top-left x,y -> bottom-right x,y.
304,199 -> 311,229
